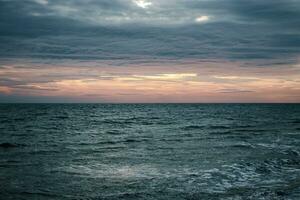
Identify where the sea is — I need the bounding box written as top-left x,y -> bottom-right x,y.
0,104 -> 300,200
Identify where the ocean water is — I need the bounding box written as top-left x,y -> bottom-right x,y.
0,104 -> 300,200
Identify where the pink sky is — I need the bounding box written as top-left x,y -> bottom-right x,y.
1,59 -> 300,103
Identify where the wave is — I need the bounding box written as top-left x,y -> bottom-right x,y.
105,130 -> 124,135
209,131 -> 232,135
55,115 -> 69,119
20,191 -> 64,198
0,143 -> 24,148
182,125 -> 204,130
230,143 -> 255,149
291,119 -> 300,124
209,125 -> 230,129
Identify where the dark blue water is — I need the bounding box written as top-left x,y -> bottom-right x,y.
0,104 -> 300,199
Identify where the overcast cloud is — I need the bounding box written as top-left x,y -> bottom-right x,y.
0,0 -> 299,63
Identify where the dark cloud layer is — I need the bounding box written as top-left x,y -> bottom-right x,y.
0,0 -> 300,63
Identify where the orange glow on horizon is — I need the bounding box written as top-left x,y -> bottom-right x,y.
1,60 -> 300,103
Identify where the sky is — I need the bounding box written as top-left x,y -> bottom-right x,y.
0,0 -> 300,103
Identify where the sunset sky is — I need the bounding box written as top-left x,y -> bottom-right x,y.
0,0 -> 300,103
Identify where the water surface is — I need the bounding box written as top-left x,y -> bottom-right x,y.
0,104 -> 300,199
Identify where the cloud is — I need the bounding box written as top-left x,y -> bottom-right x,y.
0,0 -> 299,64
195,16 -> 210,23
32,0 -> 48,5
217,89 -> 254,94
131,73 -> 197,81
33,0 -> 48,5
0,60 -> 300,102
133,0 -> 152,9
0,0 -> 299,102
